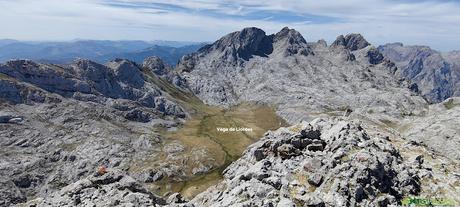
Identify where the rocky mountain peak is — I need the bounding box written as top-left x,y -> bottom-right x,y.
72,58 -> 101,69
3,59 -> 39,69
177,27 -> 274,71
317,39 -> 328,47
142,56 -> 170,76
272,27 -> 313,56
107,58 -> 144,88
211,27 -> 273,61
273,27 -> 307,45
378,43 -> 459,103
177,27 -> 316,72
384,42 -> 404,47
332,33 -> 370,51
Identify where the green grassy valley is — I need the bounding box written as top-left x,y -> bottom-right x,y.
130,72 -> 288,198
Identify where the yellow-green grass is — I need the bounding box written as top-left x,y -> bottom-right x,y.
443,99 -> 459,110
131,72 -> 288,199
152,103 -> 287,199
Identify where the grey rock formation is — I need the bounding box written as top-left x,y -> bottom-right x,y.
177,27 -> 313,73
378,43 -> 460,103
178,27 -> 426,123
402,97 -> 460,159
367,47 -> 385,65
0,58 -> 186,119
272,27 -> 314,57
23,169 -> 165,207
143,56 -> 187,88
143,56 -> 170,76
331,33 -> 370,51
190,118 -> 421,206
0,58 -> 191,206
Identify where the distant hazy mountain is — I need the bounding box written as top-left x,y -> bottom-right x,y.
0,39 -> 203,65
0,39 -> 18,47
99,44 -> 205,65
379,43 -> 460,103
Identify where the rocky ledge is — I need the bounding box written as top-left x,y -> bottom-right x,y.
22,169 -> 166,207
190,118 -> 420,206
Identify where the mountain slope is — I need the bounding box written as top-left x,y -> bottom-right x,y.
378,43 -> 460,103
178,27 -> 427,124
0,57 -> 285,206
0,58 -> 190,206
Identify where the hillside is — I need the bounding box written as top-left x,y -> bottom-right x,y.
379,43 -> 460,103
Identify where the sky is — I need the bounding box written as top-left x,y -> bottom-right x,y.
0,0 -> 460,51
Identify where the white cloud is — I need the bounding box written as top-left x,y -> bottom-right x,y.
0,0 -> 459,51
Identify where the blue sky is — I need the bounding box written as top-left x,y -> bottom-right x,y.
1,0 -> 460,51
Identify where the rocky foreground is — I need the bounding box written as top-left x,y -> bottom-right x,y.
190,118 -> 421,206
19,117 -> 459,206
22,169 -> 166,207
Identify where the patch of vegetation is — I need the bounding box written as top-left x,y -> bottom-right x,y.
397,123 -> 412,133
289,125 -> 303,133
153,103 -> 287,198
443,99 -> 458,110
379,119 -> 399,129
132,73 -> 288,199
0,73 -> 15,81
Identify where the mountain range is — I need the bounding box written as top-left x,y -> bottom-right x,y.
0,40 -> 204,66
1,27 -> 459,206
379,43 -> 460,103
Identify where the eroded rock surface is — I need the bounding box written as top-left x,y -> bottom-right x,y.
191,118 -> 421,206
178,27 -> 426,123
0,58 -> 192,206
379,43 -> 460,103
23,169 -> 165,207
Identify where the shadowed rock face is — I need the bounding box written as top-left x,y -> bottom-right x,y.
367,47 -> 385,65
143,56 -> 170,76
177,27 -> 313,72
379,43 -> 460,103
142,56 -> 187,88
272,27 -> 314,57
213,27 -> 274,61
331,33 -> 370,51
0,59 -> 185,118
